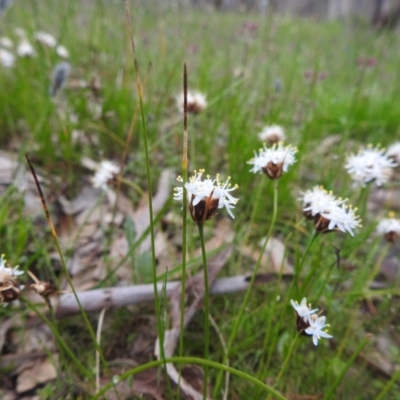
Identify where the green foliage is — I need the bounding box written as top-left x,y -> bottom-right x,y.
1,1 -> 400,399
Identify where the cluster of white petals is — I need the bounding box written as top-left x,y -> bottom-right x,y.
17,40 -> 35,57
92,160 -> 121,191
176,91 -> 207,114
34,31 -> 57,48
386,142 -> 400,163
0,30 -> 69,68
0,48 -> 15,68
345,145 -> 397,187
56,45 -> 69,59
376,216 -> 400,240
291,298 -> 333,346
301,186 -> 361,236
0,255 -> 24,282
258,125 -> 286,144
290,298 -> 318,322
173,170 -> 239,219
376,217 -> 400,234
248,142 -> 298,175
0,37 -> 13,48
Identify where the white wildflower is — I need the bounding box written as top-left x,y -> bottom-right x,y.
17,40 -> 35,57
176,91 -> 207,114
290,298 -> 318,322
376,215 -> 400,242
0,254 -> 24,304
34,31 -> 57,48
174,170 -> 239,222
386,142 -> 400,164
0,255 -> 23,279
248,142 -> 297,179
301,186 -> 341,218
301,186 -> 361,236
345,145 -> 397,187
258,125 -> 285,144
0,48 -> 15,68
305,314 -> 333,346
319,203 -> 361,237
56,45 -> 69,59
0,37 -> 13,48
92,160 -> 121,191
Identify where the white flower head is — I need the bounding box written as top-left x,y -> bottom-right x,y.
386,142 -> 400,164
92,160 -> 121,191
0,254 -> 24,304
305,314 -> 333,346
376,214 -> 400,242
17,40 -> 35,57
176,90 -> 207,114
290,298 -> 318,322
174,169 -> 239,222
319,203 -> 361,237
248,142 -> 297,179
56,45 -> 69,59
34,31 -> 57,48
301,186 -> 341,219
0,37 -> 13,48
301,186 -> 361,236
0,48 -> 15,68
345,145 -> 397,187
258,125 -> 285,144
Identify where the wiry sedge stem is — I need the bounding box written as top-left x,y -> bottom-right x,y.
324,335 -> 371,400
214,179 -> 279,397
295,229 -> 318,291
269,334 -> 300,398
123,1 -> 169,393
178,63 -> 189,396
198,222 -> 210,400
25,155 -> 117,396
92,357 -> 287,400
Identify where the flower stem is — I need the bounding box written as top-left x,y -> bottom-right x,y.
178,64 -> 189,395
268,333 -> 300,399
295,229 -> 318,292
198,222 -> 210,400
213,179 -> 279,398
123,2 -> 170,394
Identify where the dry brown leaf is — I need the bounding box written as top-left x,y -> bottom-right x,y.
16,357 -> 58,393
0,390 -> 17,400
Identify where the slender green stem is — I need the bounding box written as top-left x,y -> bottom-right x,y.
214,179 -> 279,397
323,335 -> 371,400
266,334 -> 300,400
375,355 -> 400,400
178,63 -> 189,396
123,2 -> 170,394
198,222 -> 210,400
242,178 -> 267,246
92,357 -> 287,400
